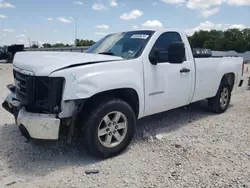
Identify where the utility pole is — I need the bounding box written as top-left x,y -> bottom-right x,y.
74,17 -> 78,46
1,19 -> 5,46
75,18 -> 78,45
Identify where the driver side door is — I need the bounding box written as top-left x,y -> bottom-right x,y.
143,32 -> 194,116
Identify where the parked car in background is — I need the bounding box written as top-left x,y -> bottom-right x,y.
0,48 -> 9,63
0,45 -> 24,63
2,28 -> 244,158
7,44 -> 24,63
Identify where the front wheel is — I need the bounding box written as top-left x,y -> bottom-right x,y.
208,85 -> 231,113
81,98 -> 136,158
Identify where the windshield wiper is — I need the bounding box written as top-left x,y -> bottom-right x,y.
98,52 -> 115,56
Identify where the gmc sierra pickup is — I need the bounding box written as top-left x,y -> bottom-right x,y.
2,28 -> 244,158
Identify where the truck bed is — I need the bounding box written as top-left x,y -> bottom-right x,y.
192,56 -> 243,102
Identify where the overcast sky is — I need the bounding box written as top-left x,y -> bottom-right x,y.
0,0 -> 250,46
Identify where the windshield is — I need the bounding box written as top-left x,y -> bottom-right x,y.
86,30 -> 154,59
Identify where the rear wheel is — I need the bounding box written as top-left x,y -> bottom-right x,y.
208,85 -> 231,113
81,98 -> 135,158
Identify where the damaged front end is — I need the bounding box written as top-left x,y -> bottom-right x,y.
13,69 -> 64,114
2,87 -> 20,117
1,70 -> 79,141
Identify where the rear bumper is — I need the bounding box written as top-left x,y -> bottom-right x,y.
2,93 -> 60,140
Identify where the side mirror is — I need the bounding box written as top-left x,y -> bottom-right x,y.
168,42 -> 185,64
149,50 -> 160,65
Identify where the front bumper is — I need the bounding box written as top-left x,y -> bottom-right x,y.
2,93 -> 60,140
2,92 -> 20,114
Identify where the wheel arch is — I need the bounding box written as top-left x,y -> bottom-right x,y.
79,88 -> 140,119
220,72 -> 235,91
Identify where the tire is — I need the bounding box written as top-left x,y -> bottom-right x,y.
208,84 -> 231,113
81,98 -> 136,158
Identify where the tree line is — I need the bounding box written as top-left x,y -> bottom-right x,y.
188,28 -> 250,53
40,39 -> 95,48
37,28 -> 250,53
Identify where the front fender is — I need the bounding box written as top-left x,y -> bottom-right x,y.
50,60 -> 144,117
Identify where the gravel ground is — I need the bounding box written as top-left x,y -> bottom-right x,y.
0,64 -> 250,188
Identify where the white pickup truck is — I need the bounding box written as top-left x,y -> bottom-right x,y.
2,28 -> 244,158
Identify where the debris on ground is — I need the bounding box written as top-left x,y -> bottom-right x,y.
142,130 -> 154,143
85,169 -> 100,175
5,181 -> 16,186
155,134 -> 163,140
174,144 -> 182,148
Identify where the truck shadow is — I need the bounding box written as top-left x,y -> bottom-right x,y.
133,100 -> 233,143
0,100 -> 232,177
0,123 -> 101,177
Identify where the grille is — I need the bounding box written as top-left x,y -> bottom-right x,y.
13,70 -> 64,114
14,70 -> 34,105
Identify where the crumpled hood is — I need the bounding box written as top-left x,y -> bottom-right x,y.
13,51 -> 123,76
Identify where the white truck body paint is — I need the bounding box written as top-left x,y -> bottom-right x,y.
192,57 -> 243,102
141,28 -> 243,116
142,29 -> 196,115
17,108 -> 60,140
50,57 -> 145,118
5,28 -> 243,140
14,51 -> 123,76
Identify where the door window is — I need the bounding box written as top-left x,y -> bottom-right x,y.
150,32 -> 182,63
